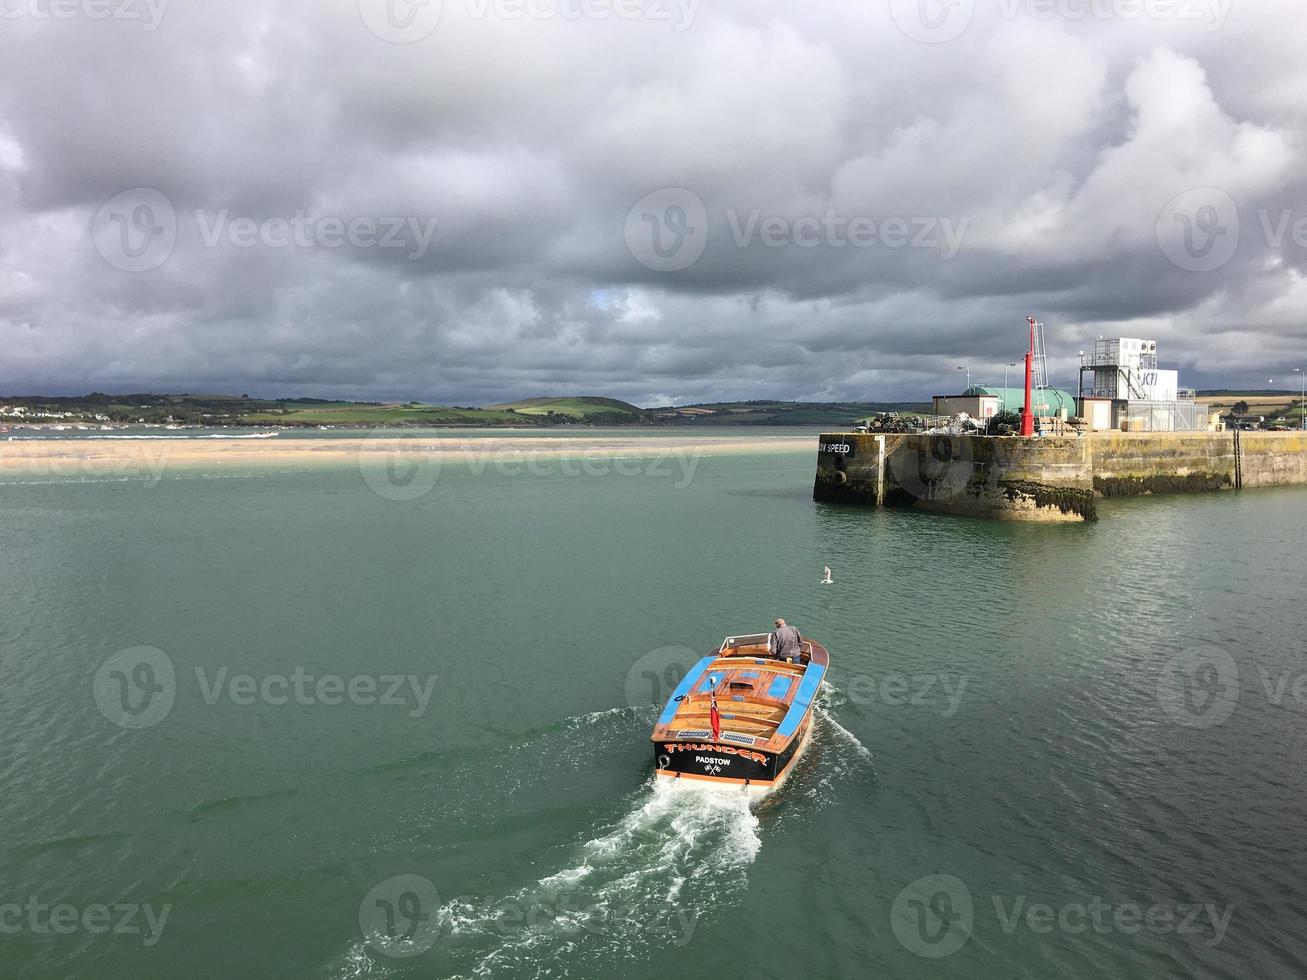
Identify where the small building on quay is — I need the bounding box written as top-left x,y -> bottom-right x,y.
932,386 -> 1078,422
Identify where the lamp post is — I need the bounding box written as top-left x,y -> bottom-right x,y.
1003,362 -> 1018,411
957,365 -> 970,392
1296,368 -> 1305,430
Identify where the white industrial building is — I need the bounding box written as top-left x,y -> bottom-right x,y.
1077,338 -> 1210,432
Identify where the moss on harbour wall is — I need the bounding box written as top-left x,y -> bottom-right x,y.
1095,472 -> 1232,497
1090,431 -> 1307,495
999,480 -> 1098,521
814,430 -> 1307,523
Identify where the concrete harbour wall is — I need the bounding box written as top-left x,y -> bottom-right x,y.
814,430 -> 1307,523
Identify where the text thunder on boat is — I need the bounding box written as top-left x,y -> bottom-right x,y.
651,633 -> 829,796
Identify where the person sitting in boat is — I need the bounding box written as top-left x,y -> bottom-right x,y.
771,619 -> 803,664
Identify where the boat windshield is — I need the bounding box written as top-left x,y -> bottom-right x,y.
719,633 -> 773,656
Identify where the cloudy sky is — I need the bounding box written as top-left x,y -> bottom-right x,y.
1,0 -> 1305,405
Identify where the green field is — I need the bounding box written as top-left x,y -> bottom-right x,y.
647,400 -> 931,426
243,403 -> 526,426
1198,391 -> 1306,424
486,397 -> 647,423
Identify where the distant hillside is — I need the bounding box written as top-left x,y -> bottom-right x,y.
488,396 -> 649,424
3,392 -> 933,428
0,393 -> 640,428
1196,391 -> 1304,425
647,400 -> 932,426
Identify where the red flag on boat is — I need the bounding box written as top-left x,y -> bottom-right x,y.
709,691 -> 721,742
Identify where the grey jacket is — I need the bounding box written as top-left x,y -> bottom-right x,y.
772,625 -> 802,660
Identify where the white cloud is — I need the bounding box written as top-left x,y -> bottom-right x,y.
0,0 -> 1304,401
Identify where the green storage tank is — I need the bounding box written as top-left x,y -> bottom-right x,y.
965,386 -> 1078,418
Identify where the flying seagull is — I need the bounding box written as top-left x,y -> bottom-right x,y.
820,565 -> 833,585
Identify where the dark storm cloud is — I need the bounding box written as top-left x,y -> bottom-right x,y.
1,0 -> 1305,404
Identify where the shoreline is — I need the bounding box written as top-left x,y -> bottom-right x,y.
0,433 -> 817,482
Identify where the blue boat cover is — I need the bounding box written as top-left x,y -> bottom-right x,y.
697,672 -> 723,693
739,671 -> 761,679
658,656 -> 717,726
766,675 -> 793,700
776,661 -> 827,739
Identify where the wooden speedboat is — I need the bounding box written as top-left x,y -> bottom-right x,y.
650,633 -> 829,797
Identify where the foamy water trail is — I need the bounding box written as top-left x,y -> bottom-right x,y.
787,684 -> 876,808
327,700 -> 877,978
810,684 -> 873,763
335,780 -> 760,980
815,701 -> 874,765
454,780 -> 758,979
323,698 -> 872,978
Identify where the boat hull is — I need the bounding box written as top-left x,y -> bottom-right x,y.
654,715 -> 813,798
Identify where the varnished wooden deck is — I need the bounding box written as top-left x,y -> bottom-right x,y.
651,640 -> 829,750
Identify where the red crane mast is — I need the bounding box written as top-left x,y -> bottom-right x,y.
1021,316 -> 1037,437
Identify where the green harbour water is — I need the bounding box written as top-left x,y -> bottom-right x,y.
2,429 -> 1306,979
